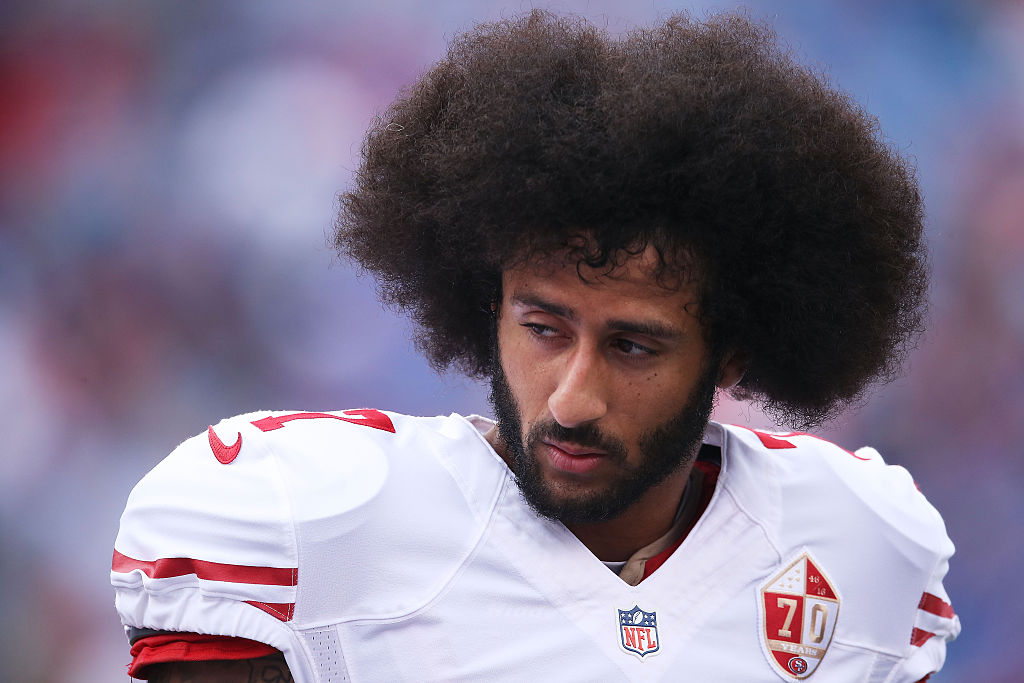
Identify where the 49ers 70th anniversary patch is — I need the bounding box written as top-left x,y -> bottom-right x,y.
759,551 -> 840,679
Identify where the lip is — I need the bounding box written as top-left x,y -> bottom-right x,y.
542,440 -> 606,475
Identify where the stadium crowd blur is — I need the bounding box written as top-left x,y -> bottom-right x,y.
1,1 -> 1020,680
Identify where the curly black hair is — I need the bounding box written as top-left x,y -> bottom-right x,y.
336,10 -> 928,428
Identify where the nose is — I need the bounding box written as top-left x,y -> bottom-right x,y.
547,346 -> 608,428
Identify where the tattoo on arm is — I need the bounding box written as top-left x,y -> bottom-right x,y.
145,653 -> 293,683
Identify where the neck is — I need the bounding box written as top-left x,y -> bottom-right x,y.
563,466 -> 691,561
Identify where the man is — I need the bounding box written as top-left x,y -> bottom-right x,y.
111,10 -> 959,681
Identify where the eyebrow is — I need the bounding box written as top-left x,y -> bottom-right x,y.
512,293 -> 578,321
510,292 -> 684,340
607,318 -> 682,340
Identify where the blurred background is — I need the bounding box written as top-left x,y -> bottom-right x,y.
1,0 -> 1020,680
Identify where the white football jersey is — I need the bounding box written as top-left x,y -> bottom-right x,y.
112,410 -> 958,682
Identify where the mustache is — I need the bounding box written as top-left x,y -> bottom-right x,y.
526,419 -> 628,463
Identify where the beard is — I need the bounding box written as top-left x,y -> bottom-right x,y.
488,350 -> 720,525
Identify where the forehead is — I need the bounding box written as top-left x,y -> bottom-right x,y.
502,244 -> 699,310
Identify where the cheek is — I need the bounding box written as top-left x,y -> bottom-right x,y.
497,322 -> 550,421
506,361 -> 553,426
620,372 -> 692,424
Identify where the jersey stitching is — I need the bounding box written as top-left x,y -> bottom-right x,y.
829,637 -> 903,658
716,426 -> 784,563
833,496 -> 949,663
242,412 -> 327,683
295,413 -> 511,628
245,600 -> 295,621
340,474 -> 514,627
246,416 -> 302,628
434,415 -> 505,526
456,413 -> 512,471
902,551 -> 953,660
112,577 -> 294,606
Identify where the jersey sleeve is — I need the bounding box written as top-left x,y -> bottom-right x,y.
846,446 -> 960,682
110,414 -> 302,660
891,552 -> 960,682
720,426 -> 960,680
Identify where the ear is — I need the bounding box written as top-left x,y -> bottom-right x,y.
716,349 -> 747,390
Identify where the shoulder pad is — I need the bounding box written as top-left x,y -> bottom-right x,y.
113,410 -> 505,633
721,425 -> 950,556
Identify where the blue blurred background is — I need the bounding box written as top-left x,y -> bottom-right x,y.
1,0 -> 1020,680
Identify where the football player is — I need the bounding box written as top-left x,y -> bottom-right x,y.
112,10 -> 958,682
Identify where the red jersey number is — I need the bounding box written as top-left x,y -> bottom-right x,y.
251,409 -> 395,434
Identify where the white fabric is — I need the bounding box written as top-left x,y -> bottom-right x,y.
112,411 -> 959,682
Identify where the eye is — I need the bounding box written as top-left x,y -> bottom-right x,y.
612,338 -> 657,357
521,322 -> 559,338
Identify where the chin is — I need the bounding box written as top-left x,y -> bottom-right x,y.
517,466 -> 634,524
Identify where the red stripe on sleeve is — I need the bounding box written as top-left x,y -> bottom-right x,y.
245,600 -> 296,621
128,633 -> 278,679
918,592 -> 955,619
910,628 -> 935,647
112,550 -> 297,586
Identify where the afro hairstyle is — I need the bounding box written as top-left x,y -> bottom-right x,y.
335,10 -> 928,428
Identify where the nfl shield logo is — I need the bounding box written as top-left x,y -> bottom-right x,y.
758,551 -> 840,680
618,605 -> 660,658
